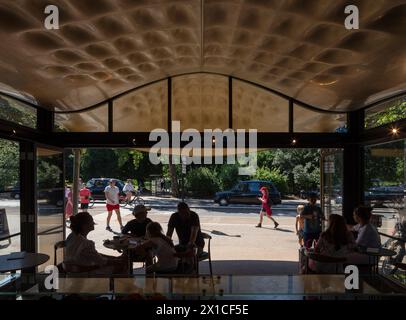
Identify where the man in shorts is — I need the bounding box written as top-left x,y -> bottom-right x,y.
104,179 -> 123,232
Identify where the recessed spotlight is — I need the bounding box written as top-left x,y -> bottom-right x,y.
391,128 -> 399,135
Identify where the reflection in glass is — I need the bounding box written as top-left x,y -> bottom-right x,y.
294,104 -> 347,133
321,149 -> 343,219
54,104 -> 109,132
114,81 -> 168,132
0,139 -> 20,255
172,74 -> 228,131
365,97 -> 405,129
365,139 -> 405,284
233,80 -> 288,132
0,94 -> 37,129
37,148 -> 64,271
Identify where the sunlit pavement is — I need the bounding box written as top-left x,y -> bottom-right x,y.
56,197 -> 300,275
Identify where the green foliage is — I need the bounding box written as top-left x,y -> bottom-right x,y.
269,149 -> 320,193
216,164 -> 240,190
0,95 -> 36,128
185,167 -> 220,197
365,101 -> 405,129
254,167 -> 288,194
37,158 -> 62,189
0,139 -> 19,190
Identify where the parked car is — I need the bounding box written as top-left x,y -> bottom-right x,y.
299,189 -> 320,199
214,180 -> 282,206
9,184 -> 20,199
86,178 -> 125,200
6,183 -> 64,207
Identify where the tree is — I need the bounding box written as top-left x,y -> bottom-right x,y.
254,167 -> 288,194
0,140 -> 19,190
185,167 -> 220,197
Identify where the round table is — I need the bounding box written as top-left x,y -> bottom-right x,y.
103,238 -> 145,275
0,253 -> 50,273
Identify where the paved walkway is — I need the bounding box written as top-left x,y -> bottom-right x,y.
85,199 -> 302,275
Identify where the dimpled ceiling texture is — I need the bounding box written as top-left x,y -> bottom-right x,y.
172,74 -> 228,131
0,0 -> 405,119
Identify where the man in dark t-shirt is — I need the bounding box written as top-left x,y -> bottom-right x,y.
300,193 -> 325,248
122,205 -> 152,238
167,202 -> 205,254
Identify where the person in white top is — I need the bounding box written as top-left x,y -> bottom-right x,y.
137,221 -> 179,273
104,179 -> 123,232
64,211 -> 127,275
123,179 -> 135,202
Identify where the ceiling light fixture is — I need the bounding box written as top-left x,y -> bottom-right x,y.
391,127 -> 399,135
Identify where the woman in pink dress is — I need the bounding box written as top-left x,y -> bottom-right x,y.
255,186 -> 279,229
65,186 -> 73,220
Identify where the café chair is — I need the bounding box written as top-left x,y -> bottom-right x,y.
305,252 -> 347,274
54,240 -> 67,273
197,233 -> 213,277
174,247 -> 198,275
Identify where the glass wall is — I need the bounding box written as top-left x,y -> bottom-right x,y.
294,104 -> 347,133
0,94 -> 37,129
54,104 -> 109,132
365,97 -> 405,129
0,139 -> 20,256
37,147 -> 64,271
321,149 -> 343,219
364,139 -> 405,283
233,80 -> 288,132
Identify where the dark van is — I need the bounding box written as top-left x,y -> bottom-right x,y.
214,180 -> 282,206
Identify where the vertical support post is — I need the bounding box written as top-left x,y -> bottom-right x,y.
343,110 -> 364,224
19,142 -> 37,286
289,99 -> 294,133
72,149 -> 81,216
229,77 -> 233,129
37,108 -> 54,133
20,142 -> 37,253
108,100 -> 113,132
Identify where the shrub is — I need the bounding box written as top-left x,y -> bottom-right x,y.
185,167 -> 220,197
253,167 -> 288,195
216,165 -> 240,190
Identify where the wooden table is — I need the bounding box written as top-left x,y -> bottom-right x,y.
0,252 -> 49,273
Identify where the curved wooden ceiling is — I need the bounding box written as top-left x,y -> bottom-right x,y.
0,0 -> 405,112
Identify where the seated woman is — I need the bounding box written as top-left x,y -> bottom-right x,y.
136,222 -> 179,274
121,205 -> 152,238
65,211 -> 127,275
352,206 -> 381,249
309,214 -> 356,274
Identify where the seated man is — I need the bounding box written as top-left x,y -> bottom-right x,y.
122,205 -> 152,238
167,202 -> 205,256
